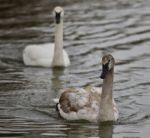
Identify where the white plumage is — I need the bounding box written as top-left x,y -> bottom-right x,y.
23,6 -> 70,67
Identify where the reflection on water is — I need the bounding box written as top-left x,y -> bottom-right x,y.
99,124 -> 113,138
0,0 -> 150,137
51,68 -> 65,93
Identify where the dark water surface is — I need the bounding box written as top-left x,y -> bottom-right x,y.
0,0 -> 150,137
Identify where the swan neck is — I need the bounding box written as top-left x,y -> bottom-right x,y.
101,68 -> 114,102
98,67 -> 116,121
52,20 -> 64,66
55,20 -> 63,51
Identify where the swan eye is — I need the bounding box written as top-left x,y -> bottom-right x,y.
108,59 -> 113,70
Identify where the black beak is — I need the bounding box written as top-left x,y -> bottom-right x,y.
55,12 -> 61,24
100,63 -> 109,79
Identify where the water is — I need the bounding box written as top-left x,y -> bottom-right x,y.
0,0 -> 150,137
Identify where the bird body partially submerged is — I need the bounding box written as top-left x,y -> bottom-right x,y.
23,6 -> 70,67
56,54 -> 119,122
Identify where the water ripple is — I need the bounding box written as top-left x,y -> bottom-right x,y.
0,0 -> 150,138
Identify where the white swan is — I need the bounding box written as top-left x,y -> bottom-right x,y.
23,6 -> 70,67
56,54 -> 119,122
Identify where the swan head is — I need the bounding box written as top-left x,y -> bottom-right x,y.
100,54 -> 115,79
53,6 -> 64,24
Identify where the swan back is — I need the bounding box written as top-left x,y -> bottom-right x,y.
23,43 -> 54,67
57,87 -> 102,122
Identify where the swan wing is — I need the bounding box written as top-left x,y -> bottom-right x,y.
23,43 -> 54,67
57,87 -> 101,122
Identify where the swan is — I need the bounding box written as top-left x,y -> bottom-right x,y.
23,6 -> 70,67
56,54 -> 119,122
